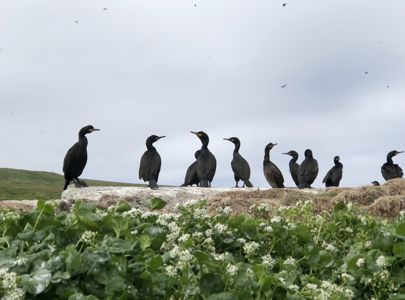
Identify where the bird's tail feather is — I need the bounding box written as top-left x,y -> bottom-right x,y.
200,179 -> 209,188
63,180 -> 70,191
244,180 -> 253,188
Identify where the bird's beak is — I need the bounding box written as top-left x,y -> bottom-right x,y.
398,151 -> 404,154
191,131 -> 197,135
282,152 -> 289,155
158,136 -> 166,139
273,143 -> 278,146
90,128 -> 100,132
223,138 -> 230,141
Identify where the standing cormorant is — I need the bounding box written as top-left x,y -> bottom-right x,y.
381,150 -> 404,180
139,135 -> 165,189
181,150 -> 201,187
63,125 -> 100,190
191,131 -> 216,187
282,150 -> 300,187
263,143 -> 284,188
298,149 -> 319,189
323,156 -> 343,187
224,137 -> 253,188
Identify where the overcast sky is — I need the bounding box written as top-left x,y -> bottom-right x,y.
1,0 -> 405,188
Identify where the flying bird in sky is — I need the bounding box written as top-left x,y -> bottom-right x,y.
282,3 -> 287,7
281,84 -> 287,88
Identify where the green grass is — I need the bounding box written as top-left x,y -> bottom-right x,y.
0,168 -> 142,200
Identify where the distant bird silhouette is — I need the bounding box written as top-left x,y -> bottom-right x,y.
281,84 -> 287,88
323,156 -> 343,187
298,149 -> 319,189
63,125 -> 100,190
282,3 -> 287,7
224,137 -> 253,188
381,150 -> 403,181
103,8 -> 108,11
139,135 -> 165,189
263,143 -> 284,188
365,71 -> 368,75
371,181 -> 380,186
181,150 -> 201,187
191,131 -> 216,187
75,20 -> 78,23
283,150 -> 300,187
387,85 -> 390,88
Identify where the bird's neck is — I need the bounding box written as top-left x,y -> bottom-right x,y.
264,149 -> 270,162
387,155 -> 394,164
78,135 -> 88,146
146,143 -> 156,151
233,143 -> 240,155
291,155 -> 298,163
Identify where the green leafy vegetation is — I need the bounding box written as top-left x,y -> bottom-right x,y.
1,198 -> 405,299
0,168 -> 141,200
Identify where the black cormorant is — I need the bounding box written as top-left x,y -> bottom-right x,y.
63,125 -> 100,190
282,150 -> 300,187
371,181 -> 380,186
322,156 -> 343,187
181,150 -> 201,187
263,143 -> 284,188
381,150 -> 404,180
298,149 -> 319,189
191,131 -> 216,187
224,137 -> 253,188
139,135 -> 165,189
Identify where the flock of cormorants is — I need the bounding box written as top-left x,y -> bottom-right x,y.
62,125 -> 404,190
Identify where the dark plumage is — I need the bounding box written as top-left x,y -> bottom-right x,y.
191,131 -> 217,187
381,150 -> 404,181
181,150 -> 201,187
263,143 -> 284,188
371,181 -> 380,186
323,156 -> 343,187
224,137 -> 253,188
282,150 -> 300,187
298,149 -> 319,189
139,135 -> 165,189
63,125 -> 100,190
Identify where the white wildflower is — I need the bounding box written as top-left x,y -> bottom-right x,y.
376,255 -> 387,268
345,227 -> 353,233
237,238 -> 246,244
271,216 -> 282,223
213,223 -> 228,234
288,284 -> 299,292
347,202 -> 353,210
122,207 -> 142,218
226,263 -> 238,276
341,273 -> 354,282
262,254 -> 275,268
192,232 -> 203,239
79,231 -> 97,244
365,240 -> 372,248
284,257 -> 296,266
243,241 -> 260,256
205,229 -> 213,237
344,288 -> 354,299
258,203 -> 270,212
165,265 -> 177,277
263,225 -> 273,233
194,208 -> 208,219
178,234 -> 190,243
141,211 -> 158,219
246,268 -> 254,279
322,241 -> 337,253
400,210 -> 405,220
306,283 -> 317,290
356,258 -> 365,267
